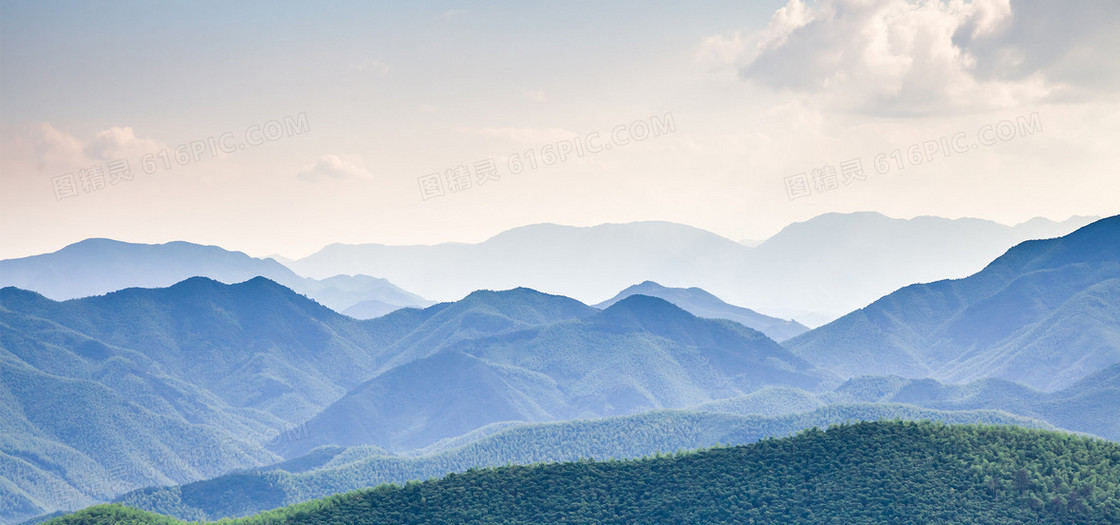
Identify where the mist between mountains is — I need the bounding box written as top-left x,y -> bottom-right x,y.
784,111 -> 1044,201
417,112 -> 677,201
81,422 -> 313,495
35,422 -> 311,521
50,113 -> 311,202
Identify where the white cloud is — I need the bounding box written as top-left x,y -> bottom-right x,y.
695,32 -> 749,69
959,0 -> 1120,94
22,123 -> 85,172
297,154 -> 373,182
18,123 -> 165,172
756,0 -> 813,51
84,126 -> 165,162
712,0 -> 1119,115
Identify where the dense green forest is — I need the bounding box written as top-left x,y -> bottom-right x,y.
106,363 -> 1120,523
112,404 -> 1049,520
44,422 -> 1120,524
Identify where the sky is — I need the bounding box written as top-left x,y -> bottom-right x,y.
1,0 -> 1118,260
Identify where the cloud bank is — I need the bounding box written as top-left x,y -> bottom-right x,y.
21,123 -> 165,172
716,0 -> 1119,114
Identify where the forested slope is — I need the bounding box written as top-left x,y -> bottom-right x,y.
45,422 -> 1120,525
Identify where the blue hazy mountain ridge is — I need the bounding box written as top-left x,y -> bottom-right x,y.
736,212 -> 1099,325
339,299 -> 406,319
785,214 -> 1120,391
0,277 -> 417,424
595,280 -> 809,341
0,238 -> 431,316
0,277 -> 453,525
0,287 -> 287,523
270,293 -> 830,457
368,287 -> 601,374
296,274 -> 432,318
286,213 -> 1097,326
288,221 -> 746,315
1,280 -> 816,523
0,336 -> 276,520
826,363 -> 1120,442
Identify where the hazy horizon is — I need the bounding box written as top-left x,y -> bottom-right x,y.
0,211 -> 1104,262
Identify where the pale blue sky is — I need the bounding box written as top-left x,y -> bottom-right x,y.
2,0 -> 1118,259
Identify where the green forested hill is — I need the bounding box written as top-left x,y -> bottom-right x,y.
45,422 -> 1120,525
113,406 -> 1050,521
85,362 -> 1120,522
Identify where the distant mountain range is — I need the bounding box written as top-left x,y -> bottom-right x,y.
4,213 -> 1118,525
284,213 -> 1097,325
787,215 -> 1120,391
0,235 -> 809,339
0,239 -> 431,316
0,214 -> 1095,326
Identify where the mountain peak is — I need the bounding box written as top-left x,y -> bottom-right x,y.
155,276 -> 308,306
594,282 -> 807,341
1068,213 -> 1119,237
462,286 -> 552,302
788,214 -> 1120,390
979,214 -> 1120,276
615,280 -> 671,295
452,287 -> 596,322
612,281 -> 720,305
0,285 -> 52,308
596,294 -> 696,328
166,275 -> 226,290
239,275 -> 288,288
